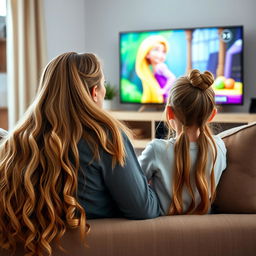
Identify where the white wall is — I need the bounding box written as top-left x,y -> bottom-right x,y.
44,0 -> 256,113
43,0 -> 86,61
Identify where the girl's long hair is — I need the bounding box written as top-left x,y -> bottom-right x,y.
165,69 -> 217,215
0,52 -> 128,256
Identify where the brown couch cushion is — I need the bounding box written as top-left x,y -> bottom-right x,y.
2,215 -> 256,256
213,122 -> 256,213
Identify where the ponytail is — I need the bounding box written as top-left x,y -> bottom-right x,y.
168,125 -> 217,215
169,126 -> 195,215
194,125 -> 216,214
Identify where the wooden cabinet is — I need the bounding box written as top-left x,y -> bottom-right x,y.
0,107 -> 8,130
109,111 -> 256,148
0,38 -> 6,72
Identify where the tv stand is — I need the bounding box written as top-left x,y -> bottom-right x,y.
109,111 -> 256,149
138,105 -> 164,112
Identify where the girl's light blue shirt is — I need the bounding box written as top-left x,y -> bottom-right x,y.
138,135 -> 227,215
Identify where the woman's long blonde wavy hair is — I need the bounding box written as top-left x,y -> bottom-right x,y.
165,69 -> 217,215
0,52 -> 128,256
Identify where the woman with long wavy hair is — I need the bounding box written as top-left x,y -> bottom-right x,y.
0,52 -> 160,256
139,69 -> 227,215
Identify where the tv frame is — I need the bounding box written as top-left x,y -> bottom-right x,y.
119,25 -> 244,106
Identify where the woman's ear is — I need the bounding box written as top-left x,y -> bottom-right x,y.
167,106 -> 175,120
208,108 -> 217,122
91,86 -> 98,102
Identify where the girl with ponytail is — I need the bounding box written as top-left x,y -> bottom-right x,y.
139,69 -> 227,215
0,52 -> 159,256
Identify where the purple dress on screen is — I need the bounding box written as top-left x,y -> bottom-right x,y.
154,63 -> 176,102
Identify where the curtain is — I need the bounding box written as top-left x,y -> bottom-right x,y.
6,0 -> 47,129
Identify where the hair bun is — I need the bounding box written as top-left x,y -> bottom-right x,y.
188,69 -> 214,90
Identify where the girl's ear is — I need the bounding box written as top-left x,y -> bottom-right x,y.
91,86 -> 98,102
167,106 -> 175,120
208,108 -> 217,122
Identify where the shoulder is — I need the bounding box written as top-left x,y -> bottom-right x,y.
139,139 -> 171,167
150,138 -> 170,146
213,135 -> 227,155
121,131 -> 131,143
147,138 -> 174,153
120,131 -> 135,152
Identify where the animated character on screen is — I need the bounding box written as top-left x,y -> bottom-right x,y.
135,35 -> 176,103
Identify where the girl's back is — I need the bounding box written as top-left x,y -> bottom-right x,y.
139,136 -> 226,215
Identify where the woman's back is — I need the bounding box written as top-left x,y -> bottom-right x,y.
0,52 -> 159,256
77,133 -> 159,219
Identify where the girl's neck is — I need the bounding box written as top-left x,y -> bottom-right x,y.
176,126 -> 200,142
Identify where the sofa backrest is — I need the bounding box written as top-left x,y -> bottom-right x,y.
213,122 -> 256,213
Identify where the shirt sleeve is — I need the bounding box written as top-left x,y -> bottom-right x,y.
101,134 -> 160,220
138,141 -> 156,181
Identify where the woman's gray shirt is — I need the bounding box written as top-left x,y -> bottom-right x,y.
77,133 -> 160,219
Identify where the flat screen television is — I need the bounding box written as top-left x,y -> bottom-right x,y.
119,25 -> 243,105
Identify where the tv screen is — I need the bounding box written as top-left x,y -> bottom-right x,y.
119,25 -> 243,105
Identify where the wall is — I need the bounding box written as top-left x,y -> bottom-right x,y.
44,0 -> 256,113
43,0 -> 87,61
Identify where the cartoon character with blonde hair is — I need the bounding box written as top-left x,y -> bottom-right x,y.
136,35 -> 176,103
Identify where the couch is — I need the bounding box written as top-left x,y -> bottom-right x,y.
1,122 -> 256,256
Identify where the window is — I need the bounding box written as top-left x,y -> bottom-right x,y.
192,28 -> 219,76
0,0 -> 6,16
